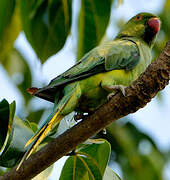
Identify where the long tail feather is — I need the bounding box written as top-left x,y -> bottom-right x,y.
25,114 -> 63,159
25,106 -> 64,148
16,105 -> 64,170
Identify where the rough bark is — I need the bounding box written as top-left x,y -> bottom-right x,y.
1,41 -> 170,180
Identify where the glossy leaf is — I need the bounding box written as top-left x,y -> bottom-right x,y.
0,99 -> 9,152
0,99 -> 34,168
101,121 -> 166,180
0,99 -> 15,155
59,139 -> 111,180
24,120 -> 39,133
59,156 -> 94,180
0,116 -> 34,168
77,0 -> 112,59
20,0 -> 72,62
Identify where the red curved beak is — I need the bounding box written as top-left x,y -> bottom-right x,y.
148,17 -> 161,34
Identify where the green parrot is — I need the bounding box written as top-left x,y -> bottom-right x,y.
18,12 -> 160,168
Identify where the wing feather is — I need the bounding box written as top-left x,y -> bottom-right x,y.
32,38 -> 140,102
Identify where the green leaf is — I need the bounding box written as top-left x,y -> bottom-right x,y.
77,0 -> 112,59
59,156 -> 90,180
103,121 -> 166,180
0,116 -> 34,168
59,139 -> 111,180
2,48 -> 32,105
0,99 -> 15,155
0,99 -> 9,151
0,99 -> 34,168
78,139 -> 111,175
20,0 -> 72,62
103,167 -> 121,180
0,1 -> 22,61
24,120 -> 39,133
26,109 -> 44,124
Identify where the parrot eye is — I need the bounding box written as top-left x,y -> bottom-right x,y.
135,15 -> 143,21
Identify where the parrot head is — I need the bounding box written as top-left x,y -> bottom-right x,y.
116,12 -> 161,48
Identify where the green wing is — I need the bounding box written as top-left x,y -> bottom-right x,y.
33,38 -> 140,102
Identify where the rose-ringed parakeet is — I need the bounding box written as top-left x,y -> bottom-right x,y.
18,12 -> 160,168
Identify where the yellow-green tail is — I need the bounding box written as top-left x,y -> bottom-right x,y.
16,105 -> 64,170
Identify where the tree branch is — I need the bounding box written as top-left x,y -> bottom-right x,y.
1,41 -> 170,180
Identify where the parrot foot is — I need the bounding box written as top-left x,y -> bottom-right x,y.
106,85 -> 126,100
74,113 -> 88,121
101,128 -> 107,134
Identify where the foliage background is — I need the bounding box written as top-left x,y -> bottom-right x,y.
0,0 -> 170,179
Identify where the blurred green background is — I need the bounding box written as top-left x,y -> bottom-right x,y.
0,0 -> 170,179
